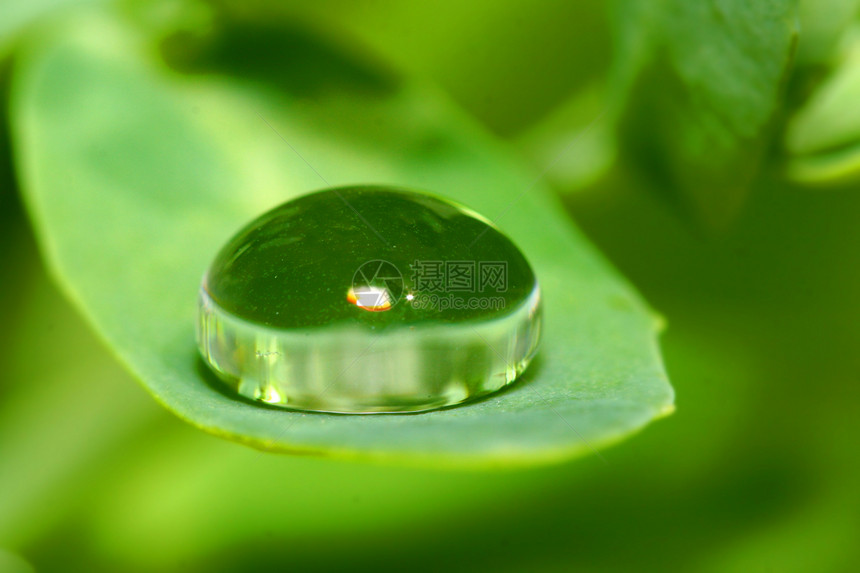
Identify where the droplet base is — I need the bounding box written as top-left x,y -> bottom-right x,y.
198,286 -> 541,413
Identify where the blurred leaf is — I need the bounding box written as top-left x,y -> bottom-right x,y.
208,0 -> 613,136
610,0 -> 798,227
795,0 -> 860,68
11,8 -> 672,466
785,29 -> 860,183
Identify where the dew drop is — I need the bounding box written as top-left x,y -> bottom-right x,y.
197,186 -> 541,413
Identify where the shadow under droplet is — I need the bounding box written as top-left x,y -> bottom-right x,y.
435,352 -> 546,412
194,354 -> 286,413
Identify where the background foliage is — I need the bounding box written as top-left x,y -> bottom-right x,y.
2,0 -> 860,571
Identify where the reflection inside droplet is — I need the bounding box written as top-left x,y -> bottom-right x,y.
347,285 -> 393,311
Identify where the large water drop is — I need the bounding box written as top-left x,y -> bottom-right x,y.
198,186 -> 541,413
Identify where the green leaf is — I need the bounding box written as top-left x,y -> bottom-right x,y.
610,0 -> 798,227
11,8 -> 673,467
785,31 -> 860,184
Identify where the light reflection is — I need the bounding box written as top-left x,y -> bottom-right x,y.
347,286 -> 393,312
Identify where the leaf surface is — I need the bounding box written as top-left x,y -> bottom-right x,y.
611,0 -> 798,226
11,9 -> 673,466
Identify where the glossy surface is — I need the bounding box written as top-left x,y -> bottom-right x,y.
198,186 -> 541,413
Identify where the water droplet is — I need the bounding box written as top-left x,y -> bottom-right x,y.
197,186 -> 541,413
